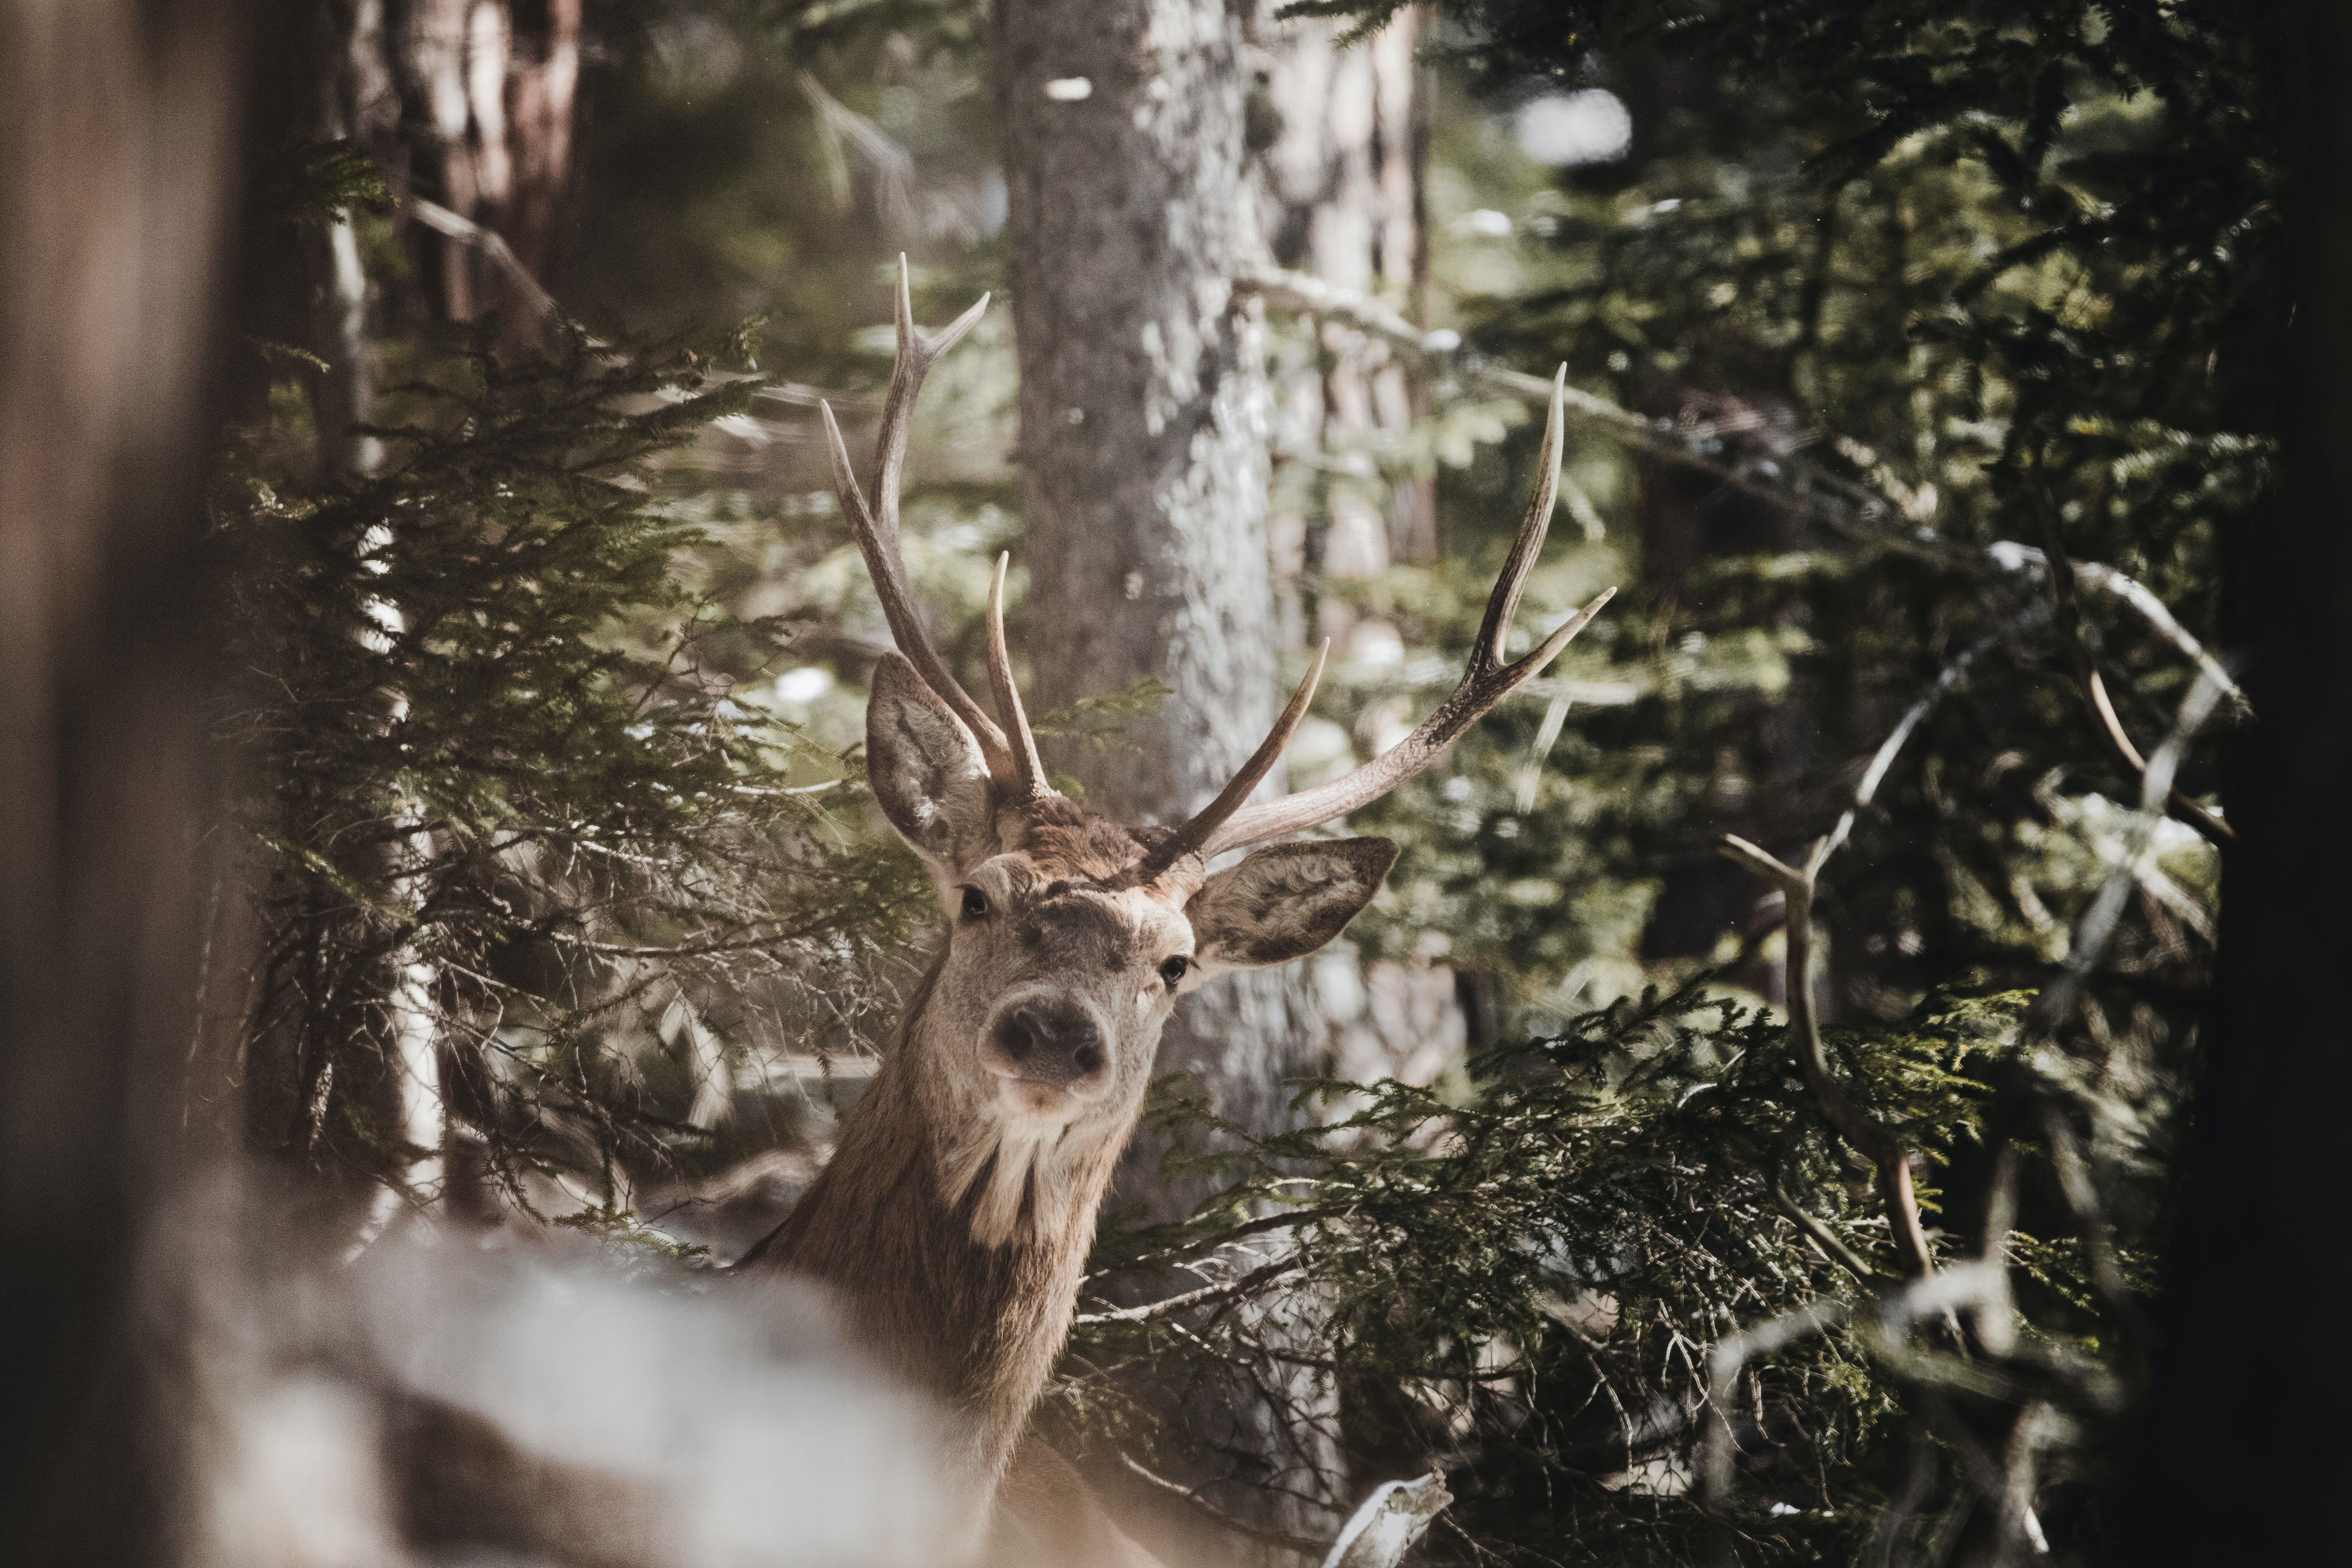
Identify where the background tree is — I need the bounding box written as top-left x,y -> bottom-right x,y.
16,3 -> 2313,1562
995,0 -> 1352,1544
1057,0 -> 2286,1560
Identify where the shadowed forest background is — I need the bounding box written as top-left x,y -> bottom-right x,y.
3,2 -> 2346,1566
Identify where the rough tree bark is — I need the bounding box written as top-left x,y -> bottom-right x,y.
1253,0 -> 1431,578
997,0 -> 1302,1204
0,1 -> 261,1560
996,0 -> 1344,1547
999,0 -> 1436,1548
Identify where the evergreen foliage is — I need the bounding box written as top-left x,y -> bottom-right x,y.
1066,976 -> 2079,1564
211,4 -> 2268,1563
218,327 -> 927,1211
1045,3 -> 2269,1561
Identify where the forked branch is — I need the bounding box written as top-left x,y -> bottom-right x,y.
1719,833 -> 1938,1277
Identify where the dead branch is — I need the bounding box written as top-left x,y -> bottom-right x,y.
2019,474 -> 2235,847
1723,829 -> 1938,1277
1236,265 -> 1903,546
2034,665 -> 2232,1028
406,196 -> 570,329
1076,1255 -> 1305,1326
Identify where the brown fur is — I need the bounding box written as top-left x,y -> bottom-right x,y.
743,661 -> 1392,1562
743,941 -> 1126,1486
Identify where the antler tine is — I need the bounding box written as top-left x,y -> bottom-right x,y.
986,553 -> 1050,801
874,254 -> 989,538
817,256 -> 1008,771
1476,365 -> 1568,669
1195,371 -> 1614,859
1140,640 -> 1329,877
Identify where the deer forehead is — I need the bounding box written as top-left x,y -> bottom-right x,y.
965,858 -> 1191,961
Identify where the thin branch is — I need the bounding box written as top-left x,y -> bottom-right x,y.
1721,615 -> 2049,1276
2036,1106 -> 2151,1350
1813,617 -> 2035,869
1721,833 -> 1936,1277
405,196 -> 573,332
1703,1296 -> 1852,1502
1769,1141 -> 1883,1284
1236,264 -> 1906,545
2034,665 -> 2232,1026
1985,540 -> 2250,720
1117,1453 -> 1330,1558
2015,480 -> 2234,847
1076,1255 -> 1305,1326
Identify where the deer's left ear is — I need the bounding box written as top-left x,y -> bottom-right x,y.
1185,838 -> 1398,977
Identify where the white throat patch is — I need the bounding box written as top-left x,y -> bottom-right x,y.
939,1115 -> 1087,1250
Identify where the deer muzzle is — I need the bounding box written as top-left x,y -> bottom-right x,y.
984,999 -> 1107,1103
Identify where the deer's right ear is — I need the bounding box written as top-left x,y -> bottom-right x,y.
866,652 -> 995,870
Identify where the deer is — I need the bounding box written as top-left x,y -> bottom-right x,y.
738,262 -> 1613,1565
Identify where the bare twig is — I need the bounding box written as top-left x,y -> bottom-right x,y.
2016,479 -> 2234,847
1720,615 -> 2049,1276
1703,1296 -> 1852,1501
1768,1141 -> 1883,1284
2035,1106 -> 2150,1348
1721,833 -> 1937,1277
1975,1142 -> 2021,1357
2034,665 -> 2231,1028
1118,1453 -> 1330,1558
1076,1255 -> 1304,1326
1813,618 -> 2034,869
405,196 -> 571,330
1984,541 -> 2249,720
1237,264 -> 1902,544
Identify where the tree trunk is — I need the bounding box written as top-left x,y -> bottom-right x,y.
0,1 -> 260,1559
2116,1 -> 2352,1558
998,0 -> 1305,1200
999,1 -> 1435,1548
1253,1 -> 1433,578
997,0 -> 1343,1547
1246,3 -> 1466,1106
318,0 -> 580,346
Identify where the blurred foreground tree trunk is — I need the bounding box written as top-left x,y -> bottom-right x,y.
0,1 -> 263,1560
2118,2 -> 2352,1558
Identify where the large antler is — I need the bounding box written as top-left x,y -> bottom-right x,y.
1152,368 -> 1615,870
821,257 -> 1048,800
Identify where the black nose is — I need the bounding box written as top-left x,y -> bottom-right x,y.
997,1002 -> 1105,1084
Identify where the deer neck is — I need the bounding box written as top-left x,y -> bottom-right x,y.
747,957 -> 1133,1482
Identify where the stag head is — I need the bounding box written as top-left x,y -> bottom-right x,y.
825,261 -> 1612,1247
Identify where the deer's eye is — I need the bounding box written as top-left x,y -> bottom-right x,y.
1158,956 -> 1191,990
960,886 -> 989,921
